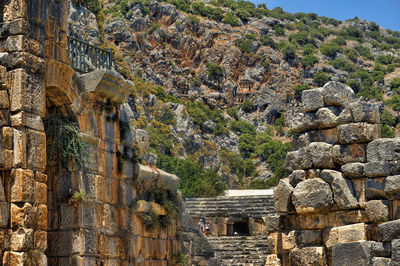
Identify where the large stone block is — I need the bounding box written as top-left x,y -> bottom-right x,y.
315,106 -> 352,128
372,257 -> 391,266
0,52 -> 45,73
26,129 -> 46,172
295,230 -> 322,247
0,90 -> 10,108
11,111 -> 44,131
331,172 -> 358,209
349,100 -> 380,123
341,163 -> 365,178
274,179 -> 294,213
333,144 -> 366,164
320,169 -> 341,184
289,247 -> 326,266
367,138 -> 400,162
288,170 -> 306,187
135,164 -> 179,194
384,175 -> 400,199
292,112 -> 317,133
292,178 -> 333,214
338,123 -> 380,144
10,169 -> 34,203
10,203 -> 34,228
0,178 -> 5,201
322,81 -> 355,107
34,231 -> 47,251
365,161 -> 400,178
0,202 -> 9,228
8,69 -> 45,116
392,239 -> 400,266
9,227 -> 33,251
332,241 -> 372,266
302,88 -> 324,112
13,129 -> 26,168
3,0 -> 27,21
2,251 -> 24,266
324,223 -> 366,250
379,219 -> 400,242
0,35 -> 43,57
308,142 -> 335,168
2,127 -> 13,150
265,254 -> 281,266
282,230 -> 296,251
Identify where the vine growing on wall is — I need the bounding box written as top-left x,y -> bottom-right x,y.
44,114 -> 88,168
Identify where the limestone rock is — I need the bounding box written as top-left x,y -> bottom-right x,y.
324,223 -> 366,249
338,123 -> 380,144
0,202 -> 9,227
288,170 -> 306,187
274,179 -> 294,213
292,178 -> 333,214
9,227 -> 33,251
372,242 -> 391,257
302,88 -> 324,112
282,230 -> 296,251
333,144 -> 366,164
332,241 -> 372,266
308,142 -> 335,169
294,230 -> 322,247
331,173 -> 358,209
367,138 -> 400,162
320,169 -> 342,184
364,161 -> 400,178
384,175 -> 400,198
315,107 -> 352,128
349,100 -> 380,123
292,112 -> 316,133
379,219 -> 400,242
341,163 -> 365,178
372,257 -> 391,266
322,81 -> 355,107
265,254 -> 280,265
289,247 -> 325,266
391,239 -> 400,266
365,200 -> 389,224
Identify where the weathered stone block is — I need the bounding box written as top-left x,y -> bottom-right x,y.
292,178 -> 333,214
315,106 -> 352,128
292,112 -> 317,133
332,241 -> 372,266
274,179 -> 294,213
372,241 -> 391,257
0,35 -> 43,57
2,251 -> 24,265
365,161 -> 400,178
308,142 -> 335,168
331,173 -> 358,209
292,132 -> 311,150
35,182 -> 47,205
392,239 -> 400,265
302,88 -> 324,112
265,254 -> 281,266
136,164 -> 179,194
306,169 -> 321,179
8,69 -> 45,116
34,231 -> 47,251
11,169 -> 34,203
372,257 -> 391,266
295,230 -> 322,247
35,172 -> 47,183
289,170 -> 306,187
341,163 -> 365,178
322,81 -> 355,106
0,178 -> 5,202
349,100 -> 380,123
320,169 -> 341,184
0,52 -> 45,73
353,178 -> 367,208
2,127 -> 13,150
338,123 -> 380,144
384,175 -> 400,199
10,203 -> 34,228
289,247 -> 326,266
9,227 -> 33,251
365,178 -> 386,199
282,230 -> 296,251
3,0 -> 27,21
324,223 -> 366,250
0,149 -> 13,169
11,111 -> 44,131
367,138 -> 400,162
0,202 -> 9,228
13,129 -> 26,168
379,219 -> 400,242
0,90 -> 10,108
333,144 -> 366,164
27,129 -> 46,172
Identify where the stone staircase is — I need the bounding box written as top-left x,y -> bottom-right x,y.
184,195 -> 275,217
207,236 -> 271,265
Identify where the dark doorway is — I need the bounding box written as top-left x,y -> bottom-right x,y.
233,221 -> 249,236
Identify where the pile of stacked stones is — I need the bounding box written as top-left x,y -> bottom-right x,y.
273,81 -> 400,265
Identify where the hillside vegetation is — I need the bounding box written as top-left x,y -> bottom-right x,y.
70,0 -> 400,197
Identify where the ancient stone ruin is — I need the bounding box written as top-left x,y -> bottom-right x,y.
272,81 -> 400,265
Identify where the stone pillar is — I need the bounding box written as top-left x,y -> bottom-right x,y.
0,0 -> 48,265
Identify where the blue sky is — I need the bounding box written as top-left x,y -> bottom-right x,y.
251,0 -> 400,31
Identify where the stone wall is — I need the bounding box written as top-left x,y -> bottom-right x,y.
272,81 -> 400,265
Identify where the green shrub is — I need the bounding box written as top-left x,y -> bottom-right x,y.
345,48 -> 358,63
147,120 -> 174,155
354,45 -> 373,60
281,43 -> 296,61
390,78 -> 400,92
381,109 -> 396,126
260,35 -> 277,49
230,120 -> 256,135
381,125 -> 395,138
240,100 -> 254,113
387,95 -> 400,111
320,42 -> 343,58
288,31 -> 316,46
332,36 -> 347,46
235,38 -> 253,53
222,12 -> 239,26
302,54 -> 319,68
330,58 -> 355,72
273,25 -> 285,36
303,44 -> 316,56
340,25 -> 363,39
206,62 -> 224,80
293,84 -> 311,99
376,54 -> 393,65
313,72 -> 330,86
239,133 -> 255,158
357,86 -> 383,100
227,107 -> 239,120
369,21 -> 380,32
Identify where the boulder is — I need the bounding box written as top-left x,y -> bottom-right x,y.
292,113 -> 316,133
292,178 -> 333,214
391,239 -> 400,265
322,81 -> 355,107
367,138 -> 400,162
365,200 -> 389,224
364,161 -> 400,178
289,247 -> 326,266
341,163 -> 365,178
337,123 -> 380,144
331,173 -> 358,209
302,88 -> 324,112
372,257 -> 391,266
379,219 -> 400,242
320,169 -> 342,184
371,242 -> 391,257
315,107 -> 352,128
324,223 -> 366,249
332,241 -> 372,266
294,230 -> 322,247
384,175 -> 400,199
333,144 -> 367,164
274,179 -> 294,213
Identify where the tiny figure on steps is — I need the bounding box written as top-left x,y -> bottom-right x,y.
234,231 -> 238,236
